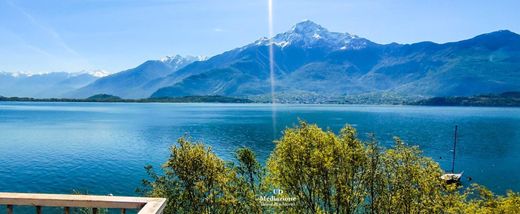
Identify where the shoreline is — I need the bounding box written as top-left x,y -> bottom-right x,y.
1,99 -> 520,108
2,92 -> 520,107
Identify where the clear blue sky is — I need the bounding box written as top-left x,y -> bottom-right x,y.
1,0 -> 519,74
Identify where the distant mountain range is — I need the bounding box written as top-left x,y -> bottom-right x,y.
69,55 -> 206,98
150,21 -> 520,101
1,20 -> 519,103
0,71 -> 106,98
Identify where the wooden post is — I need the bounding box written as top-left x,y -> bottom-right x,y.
6,205 -> 13,214
93,208 -> 98,214
64,207 -> 70,214
36,206 -> 42,214
121,208 -> 126,214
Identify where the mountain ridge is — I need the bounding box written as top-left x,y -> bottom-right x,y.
2,20 -> 519,102
69,55 -> 204,98
150,21 -> 520,100
0,71 -> 101,98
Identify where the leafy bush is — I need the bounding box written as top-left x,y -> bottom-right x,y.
140,122 -> 520,213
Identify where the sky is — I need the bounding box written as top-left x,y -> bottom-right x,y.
1,0 -> 519,74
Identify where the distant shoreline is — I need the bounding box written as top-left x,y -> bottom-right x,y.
0,95 -> 254,104
1,92 -> 520,107
410,92 -> 520,107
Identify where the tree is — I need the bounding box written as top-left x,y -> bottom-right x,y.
266,121 -> 369,213
227,147 -> 264,213
139,138 -> 264,213
235,147 -> 263,194
140,122 -> 520,214
139,137 -> 233,213
463,184 -> 520,213
364,135 -> 385,214
333,125 -> 367,213
377,137 -> 447,213
265,121 -> 462,213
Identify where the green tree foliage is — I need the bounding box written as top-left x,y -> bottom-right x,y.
462,184 -> 520,213
139,137 -> 232,213
376,138 -> 447,213
227,147 -> 264,213
139,137 -> 262,213
141,122 -> 520,213
266,122 -> 450,213
234,147 -> 263,194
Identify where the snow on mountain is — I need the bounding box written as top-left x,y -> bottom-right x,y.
161,55 -> 207,64
5,20 -> 519,101
254,20 -> 372,50
0,70 -> 107,78
70,54 -> 204,98
151,21 -> 520,100
158,55 -> 208,72
85,70 -> 110,78
0,71 -> 100,98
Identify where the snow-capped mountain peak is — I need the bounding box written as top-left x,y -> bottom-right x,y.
87,70 -> 110,77
73,70 -> 110,78
161,55 -> 185,64
254,20 -> 372,50
161,55 -> 207,64
1,70 -> 109,78
157,55 -> 207,72
291,20 -> 327,35
0,71 -> 22,77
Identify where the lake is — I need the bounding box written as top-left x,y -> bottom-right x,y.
1,102 -> 519,196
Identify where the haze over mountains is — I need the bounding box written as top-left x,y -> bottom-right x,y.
2,20 -> 519,102
70,55 -> 206,98
0,71 -> 106,98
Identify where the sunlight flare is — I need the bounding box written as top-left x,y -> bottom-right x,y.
268,0 -> 277,136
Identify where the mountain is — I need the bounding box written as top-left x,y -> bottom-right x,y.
6,21 -> 518,102
0,71 -> 103,98
70,55 -> 205,98
149,21 -> 520,101
151,21 -> 376,98
262,20 -> 374,50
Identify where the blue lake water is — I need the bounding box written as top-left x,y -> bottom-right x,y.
1,102 -> 519,196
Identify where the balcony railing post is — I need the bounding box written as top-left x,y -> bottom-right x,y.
0,192 -> 166,214
6,205 -> 13,214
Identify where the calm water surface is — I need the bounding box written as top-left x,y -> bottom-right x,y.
1,102 -> 519,196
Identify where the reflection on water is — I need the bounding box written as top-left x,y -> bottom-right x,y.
0,102 -> 519,196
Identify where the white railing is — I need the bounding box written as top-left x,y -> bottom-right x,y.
0,192 -> 166,214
